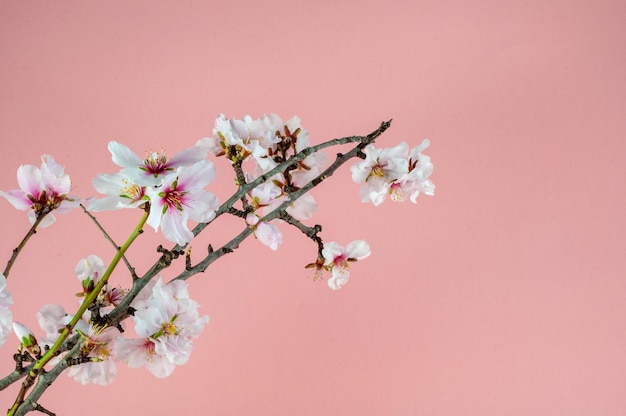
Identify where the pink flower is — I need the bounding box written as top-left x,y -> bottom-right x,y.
68,325 -> 122,385
321,240 -> 371,290
36,304 -> 69,347
116,277 -> 208,378
75,255 -> 105,288
36,304 -> 122,384
115,338 -> 175,378
246,214 -> 283,251
0,155 -> 80,227
146,160 -> 220,245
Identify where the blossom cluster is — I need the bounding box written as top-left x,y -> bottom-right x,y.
351,140 -> 435,206
197,113 -> 327,250
91,142 -> 219,246
0,114 -> 434,393
10,255 -> 207,384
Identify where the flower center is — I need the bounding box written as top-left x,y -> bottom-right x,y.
161,322 -> 179,336
390,182 -> 407,202
142,149 -> 170,177
120,178 -> 144,201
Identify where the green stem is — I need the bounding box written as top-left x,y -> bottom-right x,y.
7,210 -> 148,416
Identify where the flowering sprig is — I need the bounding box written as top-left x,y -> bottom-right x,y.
0,116 -> 434,415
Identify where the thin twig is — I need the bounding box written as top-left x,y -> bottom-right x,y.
80,204 -> 137,280
3,211 -> 50,278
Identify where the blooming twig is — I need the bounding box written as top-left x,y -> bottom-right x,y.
0,114 -> 435,414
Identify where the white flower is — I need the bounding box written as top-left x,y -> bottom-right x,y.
36,304 -> 69,347
0,308 -> 11,348
0,274 -> 12,309
246,214 -> 283,251
322,240 -> 371,290
400,139 -> 435,202
75,255 -> 106,287
351,143 -> 409,206
0,275 -> 12,347
108,141 -> 208,187
198,113 -> 279,169
89,173 -> 148,211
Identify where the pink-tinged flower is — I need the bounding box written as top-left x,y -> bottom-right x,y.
68,325 -> 121,385
0,274 -> 12,347
198,113 -> 279,169
101,287 -> 127,310
75,255 -> 105,289
249,182 -> 285,209
146,160 -> 220,245
322,240 -> 371,290
89,173 -> 148,211
0,155 -> 80,227
36,304 -> 92,351
115,338 -> 175,378
36,304 -> 121,384
288,122 -> 327,187
108,141 -> 208,187
246,214 -> 283,251
351,143 -> 409,206
265,193 -> 318,221
117,277 -> 208,378
36,304 -> 69,347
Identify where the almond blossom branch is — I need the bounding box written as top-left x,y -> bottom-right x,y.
172,123 -> 385,281
188,120 -> 392,242
105,120 -> 391,326
7,212 -> 148,415
0,116 -> 433,413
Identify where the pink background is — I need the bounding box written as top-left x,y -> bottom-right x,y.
1,1 -> 625,415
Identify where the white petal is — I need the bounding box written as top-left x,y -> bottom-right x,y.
161,210 -> 194,245
108,141 -> 143,168
345,240 -> 371,260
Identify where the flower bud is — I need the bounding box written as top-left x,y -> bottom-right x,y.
13,322 -> 40,355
